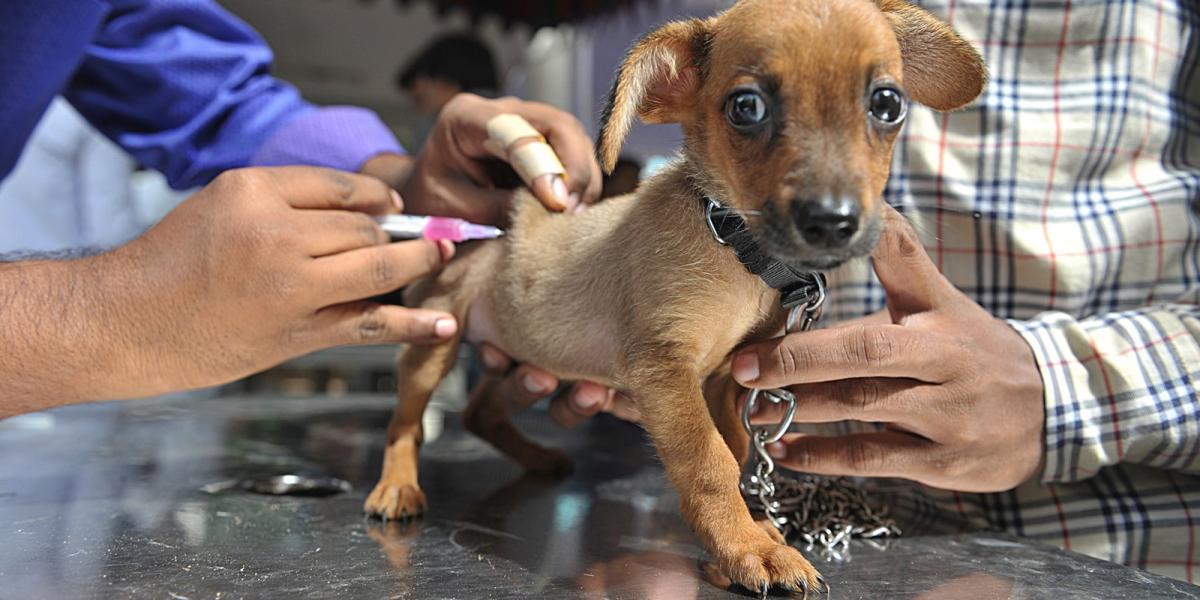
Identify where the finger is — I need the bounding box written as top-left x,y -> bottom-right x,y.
550,384 -> 638,427
830,308 -> 891,329
478,343 -> 513,373
507,138 -> 568,211
873,205 -> 958,315
579,151 -> 603,206
740,378 -> 929,426
549,385 -> 597,429
530,173 -> 574,212
482,114 -> 569,211
766,431 -> 934,479
605,391 -> 642,423
549,382 -> 606,429
297,210 -> 389,257
488,102 -> 600,206
313,302 -> 458,347
253,166 -> 399,214
731,324 -> 958,388
504,364 -> 559,410
527,113 -> 601,205
310,239 -> 454,305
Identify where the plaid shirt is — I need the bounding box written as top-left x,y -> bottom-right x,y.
821,0 -> 1200,583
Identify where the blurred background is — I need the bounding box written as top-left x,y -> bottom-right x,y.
223,0 -> 728,156
0,0 -> 733,398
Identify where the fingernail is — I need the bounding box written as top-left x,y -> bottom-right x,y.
480,346 -> 506,371
571,203 -> 586,215
434,318 -> 457,339
391,189 -> 404,212
552,177 -> 570,209
732,352 -> 760,384
573,387 -> 604,411
437,239 -> 456,262
522,372 -> 555,396
767,442 -> 787,460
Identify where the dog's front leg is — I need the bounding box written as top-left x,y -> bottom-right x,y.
634,366 -> 821,594
365,335 -> 463,520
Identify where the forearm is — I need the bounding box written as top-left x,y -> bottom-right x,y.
1010,301 -> 1200,482
250,107 -> 406,176
0,252 -> 175,417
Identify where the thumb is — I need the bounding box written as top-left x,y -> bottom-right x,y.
872,204 -> 955,316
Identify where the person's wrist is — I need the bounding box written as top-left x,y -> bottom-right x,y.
80,244 -> 188,399
1004,317 -> 1062,482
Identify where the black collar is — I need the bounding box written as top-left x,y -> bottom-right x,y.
702,197 -> 826,309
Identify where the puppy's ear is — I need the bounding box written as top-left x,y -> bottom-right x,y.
876,0 -> 986,111
598,19 -> 711,173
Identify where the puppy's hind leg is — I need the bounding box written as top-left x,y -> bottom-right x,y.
462,372 -> 573,477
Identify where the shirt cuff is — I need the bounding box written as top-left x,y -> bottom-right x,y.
250,106 -> 404,173
1007,313 -> 1113,484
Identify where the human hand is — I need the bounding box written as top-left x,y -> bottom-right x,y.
400,93 -> 603,224
476,343 -> 641,427
732,206 -> 1045,493
102,166 -> 458,396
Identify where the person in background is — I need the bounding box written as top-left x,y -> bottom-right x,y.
397,33 -> 500,116
0,1 -> 601,416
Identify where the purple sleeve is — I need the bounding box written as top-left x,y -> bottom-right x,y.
250,105 -> 405,172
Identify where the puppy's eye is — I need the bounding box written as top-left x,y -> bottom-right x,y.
869,87 -> 906,124
725,91 -> 768,128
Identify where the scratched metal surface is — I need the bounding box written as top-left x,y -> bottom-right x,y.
0,394 -> 1195,600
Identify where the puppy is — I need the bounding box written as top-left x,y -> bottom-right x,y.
366,0 -> 984,593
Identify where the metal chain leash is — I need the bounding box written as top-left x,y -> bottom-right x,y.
739,276 -> 901,557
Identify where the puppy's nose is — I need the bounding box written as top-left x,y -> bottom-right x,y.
794,196 -> 860,248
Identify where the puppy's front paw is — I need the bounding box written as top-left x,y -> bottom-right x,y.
364,482 -> 427,521
717,537 -> 822,596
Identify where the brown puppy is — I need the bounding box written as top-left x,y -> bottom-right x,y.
365,0 -> 984,593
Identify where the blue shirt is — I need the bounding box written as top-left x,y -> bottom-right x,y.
0,0 -> 401,190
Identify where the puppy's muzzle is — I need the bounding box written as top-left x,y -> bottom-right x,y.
791,195 -> 861,249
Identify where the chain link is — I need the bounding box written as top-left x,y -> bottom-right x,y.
739,277 -> 901,555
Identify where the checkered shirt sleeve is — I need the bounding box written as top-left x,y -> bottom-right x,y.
1011,304 -> 1200,483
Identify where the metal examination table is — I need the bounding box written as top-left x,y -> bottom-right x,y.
0,394 -> 1196,599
